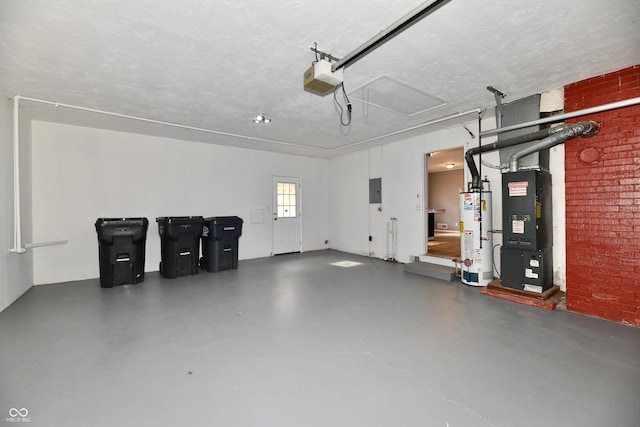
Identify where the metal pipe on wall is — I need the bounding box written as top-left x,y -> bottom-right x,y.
391,218 -> 398,261
13,96 -> 319,150
479,97 -> 640,138
10,96 -> 25,254
384,222 -> 390,261
11,96 -> 73,253
486,86 -> 506,129
386,218 -> 398,261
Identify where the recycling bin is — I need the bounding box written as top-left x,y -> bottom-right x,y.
95,218 -> 149,288
156,216 -> 204,278
200,216 -> 243,273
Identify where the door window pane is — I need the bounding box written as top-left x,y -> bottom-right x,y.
276,182 -> 297,218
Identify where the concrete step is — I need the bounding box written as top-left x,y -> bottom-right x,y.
404,261 -> 456,282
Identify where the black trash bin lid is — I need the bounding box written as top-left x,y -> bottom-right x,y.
96,217 -> 149,226
204,216 -> 243,224
156,216 -> 205,223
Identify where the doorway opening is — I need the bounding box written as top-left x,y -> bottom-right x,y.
425,147 -> 464,259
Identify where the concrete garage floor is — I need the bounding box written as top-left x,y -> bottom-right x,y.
1,250 -> 639,427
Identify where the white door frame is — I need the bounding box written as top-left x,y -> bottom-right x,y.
272,176 -> 302,255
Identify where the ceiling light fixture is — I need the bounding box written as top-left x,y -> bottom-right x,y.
253,113 -> 271,124
445,163 -> 455,169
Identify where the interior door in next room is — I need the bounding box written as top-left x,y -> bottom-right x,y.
273,176 -> 301,255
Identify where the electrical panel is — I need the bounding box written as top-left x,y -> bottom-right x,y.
369,178 -> 382,204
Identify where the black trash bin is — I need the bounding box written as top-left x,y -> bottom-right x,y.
201,216 -> 243,273
95,218 -> 149,288
156,216 -> 204,278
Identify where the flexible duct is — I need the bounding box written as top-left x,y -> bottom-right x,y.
464,121 -> 599,187
464,125 -> 566,188
509,121 -> 599,172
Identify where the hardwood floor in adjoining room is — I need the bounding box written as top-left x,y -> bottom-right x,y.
427,230 -> 460,259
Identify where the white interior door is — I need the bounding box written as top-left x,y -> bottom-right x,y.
273,176 -> 301,255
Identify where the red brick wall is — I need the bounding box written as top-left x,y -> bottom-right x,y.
564,65 -> 640,326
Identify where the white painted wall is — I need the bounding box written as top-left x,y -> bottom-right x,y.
327,150 -> 369,256
428,169 -> 464,230
329,117 -> 568,291
368,147 -> 386,259
329,127 -> 476,264
377,138 -> 432,263
0,93 -> 34,313
31,121 -> 329,285
0,95 -> 7,311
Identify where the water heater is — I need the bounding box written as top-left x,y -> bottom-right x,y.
459,186 -> 493,287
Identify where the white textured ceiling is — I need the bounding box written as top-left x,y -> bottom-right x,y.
1,0 -> 639,157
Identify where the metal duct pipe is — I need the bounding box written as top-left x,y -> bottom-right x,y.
331,0 -> 451,72
464,125 -> 567,188
509,121 -> 599,172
